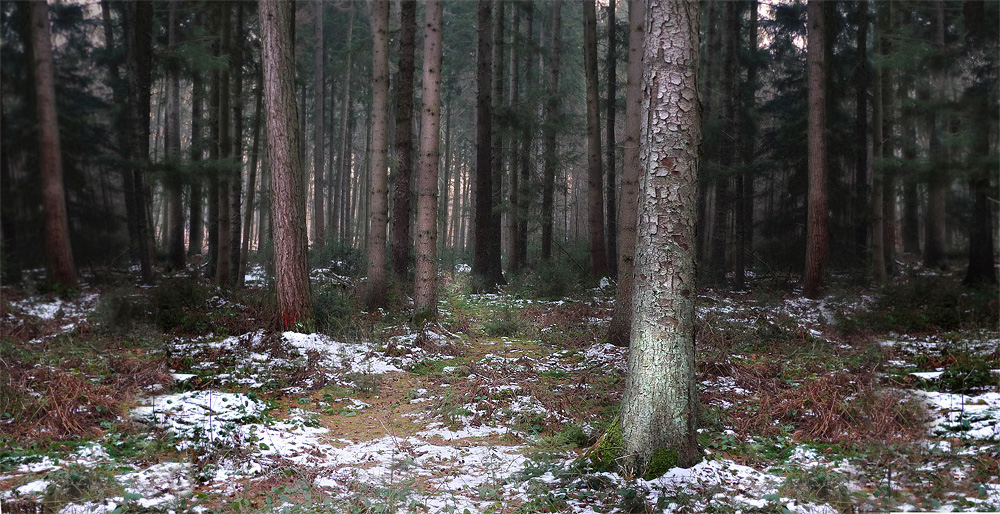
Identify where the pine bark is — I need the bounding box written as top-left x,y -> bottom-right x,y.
506,5 -> 522,273
605,0 -> 618,279
541,0 -> 562,261
189,70 -> 204,257
583,0 -> 609,277
166,0 -> 185,271
606,0 -> 644,348
414,0 -> 444,321
260,0 -> 313,327
391,0 -> 417,278
365,0 -> 391,307
853,0 -> 869,264
230,3 -> 245,282
242,79 -> 263,281
123,2 -> 155,283
620,0 -> 701,476
30,0 -> 77,287
803,0 -> 828,298
217,2 -> 233,286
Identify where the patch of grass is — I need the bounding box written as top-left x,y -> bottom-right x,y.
777,466 -> 856,512
40,463 -> 124,512
343,372 -> 381,396
483,304 -> 525,337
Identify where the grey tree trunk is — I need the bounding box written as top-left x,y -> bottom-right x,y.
30,0 -> 77,287
619,0 -> 701,477
216,2 -> 233,286
230,2 -> 245,282
260,0 -> 313,327
365,0 -> 391,308
607,0 -> 644,348
414,0 -> 444,321
605,0 -> 618,279
392,0 -> 417,278
541,0 -> 562,261
803,0 -> 828,298
313,0 -> 326,249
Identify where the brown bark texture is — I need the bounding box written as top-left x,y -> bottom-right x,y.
583,0 -> 609,278
365,0 -> 391,307
803,0 -> 828,298
541,0 -> 562,261
392,0 -> 417,278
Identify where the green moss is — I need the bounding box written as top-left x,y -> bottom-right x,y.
590,417 -> 624,472
642,448 -> 678,480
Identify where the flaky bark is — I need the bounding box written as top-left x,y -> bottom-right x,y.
619,0 -> 701,477
30,0 -> 76,287
607,0 -> 644,348
803,0 -> 828,298
414,0 -> 444,321
365,0 -> 391,307
261,0 -> 312,327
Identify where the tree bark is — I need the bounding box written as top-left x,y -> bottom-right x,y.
242,77 -> 263,281
123,2 -> 155,283
335,6 -> 355,243
217,2 -> 233,286
803,0 -> 828,298
166,0 -> 185,271
620,0 -> 701,477
516,2 -> 534,267
230,3 -> 245,282
871,2 -> 887,283
736,0 -> 758,290
583,0 -> 609,277
313,0 -> 326,250
853,0 -> 869,265
414,0 -> 444,321
472,0 -> 505,289
391,0 -> 417,278
29,0 -> 77,288
923,0 -> 946,270
541,0 -> 562,261
365,0 -> 391,307
605,0 -> 618,279
607,0 -> 644,348
506,5 -> 522,273
260,0 -> 313,327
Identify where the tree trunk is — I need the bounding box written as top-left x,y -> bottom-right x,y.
736,0 -> 758,290
541,0 -> 562,261
803,0 -> 828,298
923,0 -> 946,270
313,0 -> 326,250
516,2 -> 534,267
414,0 -> 444,321
506,6 -> 522,273
491,0 -> 506,278
365,0 -> 391,307
242,77 -> 263,281
583,0 -> 609,277
853,0 -> 869,265
123,2 -> 155,283
901,128 -> 920,255
871,3 -> 887,283
607,0 -> 644,348
391,0 -> 417,278
335,6 -> 355,243
261,0 -> 312,326
472,0 -> 505,289
166,0 -> 185,271
30,0 -> 77,287
605,0 -> 618,279
230,3 -> 245,282
217,2 -> 233,286
620,0 -> 701,477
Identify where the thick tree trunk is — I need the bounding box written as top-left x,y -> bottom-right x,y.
414,0 -> 444,321
607,0 -> 644,348
620,0 -> 701,477
313,0 -> 326,249
391,0 -> 417,278
541,0 -> 562,261
365,0 -> 391,307
605,0 -> 618,279
472,0 -> 505,289
30,0 -> 77,287
803,0 -> 828,298
166,0 -> 185,271
260,0 -> 313,327
583,0 -> 609,277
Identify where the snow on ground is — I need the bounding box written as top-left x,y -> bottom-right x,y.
917,390 -> 1000,440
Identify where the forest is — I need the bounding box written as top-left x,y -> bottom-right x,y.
1,0 -> 998,512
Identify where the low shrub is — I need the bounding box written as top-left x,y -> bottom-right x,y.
841,276 -> 998,333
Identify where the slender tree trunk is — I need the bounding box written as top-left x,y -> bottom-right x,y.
506,6 -> 521,272
414,0 -> 444,321
605,0 -> 618,279
854,0 -> 869,264
365,0 -> 391,307
123,2 -> 155,283
607,0 -> 644,348
207,9 -> 221,279
230,2 -> 244,282
189,71 -> 204,257
312,0 -> 326,250
735,0 -> 758,290
620,0 -> 701,477
871,3 -> 887,283
541,0 -> 562,261
491,0 -> 506,279
472,0 -> 505,289
335,6 -> 354,243
516,2 -> 534,266
923,0 -> 946,269
30,0 -> 77,287
241,71 -> 263,281
439,100 -> 452,250
166,0 -> 185,271
803,0 -> 828,298
260,0 -> 313,327
881,2 -> 898,276
583,0 -> 609,277
901,126 -> 920,255
217,2 -> 233,286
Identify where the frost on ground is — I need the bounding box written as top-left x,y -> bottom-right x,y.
2,281 -> 999,513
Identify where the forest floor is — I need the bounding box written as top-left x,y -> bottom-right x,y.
1,262 -> 998,513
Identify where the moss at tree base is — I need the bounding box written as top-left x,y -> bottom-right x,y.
641,448 -> 678,480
